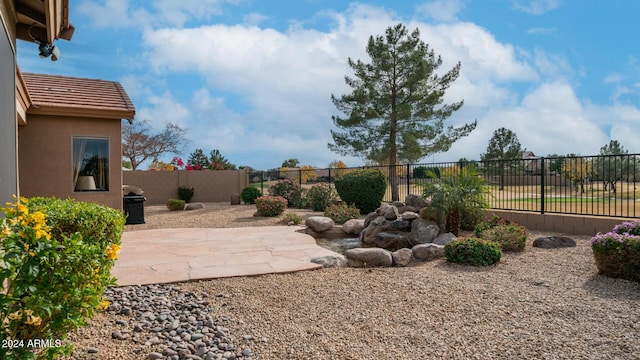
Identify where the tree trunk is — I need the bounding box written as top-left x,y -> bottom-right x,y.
446,208 -> 460,236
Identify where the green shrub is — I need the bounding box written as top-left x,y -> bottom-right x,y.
256,196 -> 288,217
323,203 -> 361,224
481,223 -> 527,252
268,179 -> 300,205
1,197 -> 124,358
334,169 -> 387,214
444,238 -> 502,266
473,215 -> 512,237
460,206 -> 485,231
307,183 -> 337,211
591,220 -> 640,282
166,199 -> 186,211
280,212 -> 304,225
289,187 -> 309,208
241,187 -> 262,204
178,186 -> 194,203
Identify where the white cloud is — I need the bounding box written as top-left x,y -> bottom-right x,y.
124,2 -> 640,168
415,0 -> 466,23
243,13 -> 269,26
512,0 -> 561,15
78,0 -> 239,29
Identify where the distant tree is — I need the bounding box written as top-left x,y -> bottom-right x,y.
480,128 -> 523,190
547,154 -> 565,175
188,149 -> 209,170
300,165 -> 318,183
328,160 -> 348,179
562,154 -> 593,194
281,158 -> 300,168
122,119 -> 187,170
209,149 -> 236,170
595,140 -> 628,193
329,23 -> 476,201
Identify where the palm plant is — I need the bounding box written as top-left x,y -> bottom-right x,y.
422,167 -> 489,236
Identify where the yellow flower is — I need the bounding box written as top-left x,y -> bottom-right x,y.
16,203 -> 28,215
28,251 -> 36,257
24,243 -> 29,251
2,225 -> 10,237
105,243 -> 121,260
8,310 -> 22,320
31,211 -> 46,224
35,228 -> 51,240
97,300 -> 109,310
25,311 -> 42,326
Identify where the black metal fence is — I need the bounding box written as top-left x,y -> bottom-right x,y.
249,153 -> 640,218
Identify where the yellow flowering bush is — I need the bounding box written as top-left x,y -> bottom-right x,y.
1,196 -> 125,359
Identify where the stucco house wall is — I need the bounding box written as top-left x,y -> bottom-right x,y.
0,2 -> 18,205
18,115 -> 123,210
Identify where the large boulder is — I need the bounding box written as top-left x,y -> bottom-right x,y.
342,219 -> 365,235
400,211 -> 419,220
433,232 -> 457,246
305,216 -> 335,233
364,231 -> 410,251
345,248 -> 393,267
405,194 -> 429,209
533,236 -> 577,249
412,243 -> 445,261
392,248 -> 413,267
363,212 -> 378,228
408,219 -> 440,246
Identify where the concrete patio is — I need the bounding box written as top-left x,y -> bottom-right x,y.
111,226 -> 340,286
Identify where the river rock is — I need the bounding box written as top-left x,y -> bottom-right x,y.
310,255 -> 347,268
345,248 -> 393,267
412,243 -> 445,261
533,236 -> 577,249
392,248 -> 413,267
305,216 -> 335,232
342,219 -> 364,235
408,219 -> 440,246
185,202 -> 205,210
433,232 -> 457,246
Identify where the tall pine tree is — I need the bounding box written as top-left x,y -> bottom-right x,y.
329,23 -> 476,201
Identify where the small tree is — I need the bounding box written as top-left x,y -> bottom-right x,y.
561,154 -> 593,194
122,119 -> 187,170
188,149 -> 209,170
595,140 -> 628,194
209,149 -> 237,170
480,128 -> 523,190
328,160 -> 348,180
329,23 -> 476,201
281,158 -> 300,168
422,167 -> 489,236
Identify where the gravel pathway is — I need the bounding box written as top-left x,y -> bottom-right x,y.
62,203 -> 640,359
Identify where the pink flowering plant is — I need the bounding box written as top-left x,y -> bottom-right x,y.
591,220 -> 640,282
255,196 -> 288,217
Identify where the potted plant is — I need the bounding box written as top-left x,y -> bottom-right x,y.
178,186 -> 194,203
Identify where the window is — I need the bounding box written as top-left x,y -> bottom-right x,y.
72,137 -> 109,191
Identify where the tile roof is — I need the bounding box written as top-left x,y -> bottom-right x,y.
21,72 -> 135,120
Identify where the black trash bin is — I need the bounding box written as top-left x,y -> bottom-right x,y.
123,194 -> 146,225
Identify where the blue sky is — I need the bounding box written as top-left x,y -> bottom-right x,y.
16,0 -> 640,170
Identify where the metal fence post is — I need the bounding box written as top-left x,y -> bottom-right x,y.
406,164 -> 410,198
540,157 -> 545,214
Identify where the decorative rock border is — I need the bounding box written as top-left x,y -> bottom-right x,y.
307,195 -> 456,268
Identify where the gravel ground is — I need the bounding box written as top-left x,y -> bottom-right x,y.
61,203 -> 640,359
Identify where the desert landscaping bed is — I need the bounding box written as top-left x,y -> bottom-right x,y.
63,203 -> 640,360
